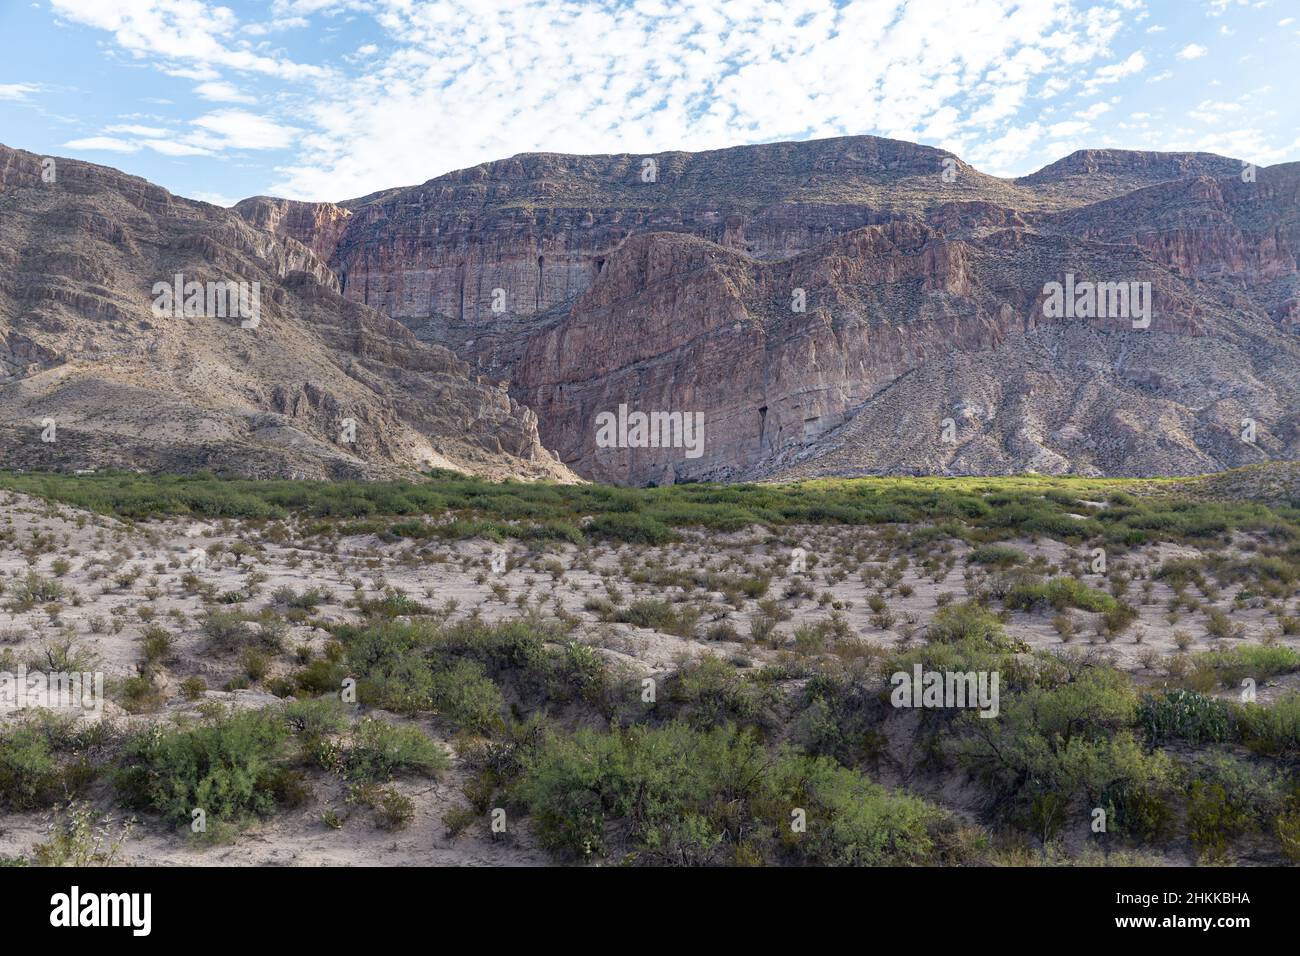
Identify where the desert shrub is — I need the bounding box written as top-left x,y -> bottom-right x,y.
1004,576 -> 1117,613
1200,644 -> 1300,687
1138,689 -> 1233,745
355,591 -> 433,619
615,600 -> 678,631
0,717 -> 100,811
926,602 -> 1015,648
1101,602 -> 1139,636
340,616 -> 609,716
30,803 -> 132,867
1185,754 -> 1285,860
767,750 -> 956,866
1277,801 -> 1300,863
1154,558 -> 1206,589
343,717 -> 448,782
116,708 -> 290,826
294,656 -> 347,697
4,573 -> 64,611
273,586 -> 330,609
967,545 -> 1027,567
1236,693 -> 1300,757
139,625 -> 174,667
952,664 -> 1174,839
513,721 -> 955,865
117,674 -> 162,713
660,655 -> 779,730
428,660 -> 506,733
199,610 -> 256,652
280,696 -> 349,743
793,673 -> 890,765
586,513 -> 673,545
1186,783 -> 1251,860
374,788 -> 415,830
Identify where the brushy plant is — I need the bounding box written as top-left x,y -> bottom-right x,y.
1138,689 -> 1233,746
342,717 -> 448,782
116,707 -> 290,827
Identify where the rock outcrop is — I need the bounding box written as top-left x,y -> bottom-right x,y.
0,144 -> 572,481
232,136 -> 1294,484
8,135 -> 1296,485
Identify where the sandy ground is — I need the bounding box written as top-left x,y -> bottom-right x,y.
1,490 -> 1297,864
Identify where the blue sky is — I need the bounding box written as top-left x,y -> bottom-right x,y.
2,0 -> 1298,206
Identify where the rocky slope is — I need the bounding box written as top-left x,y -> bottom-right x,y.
239,136 -> 1298,484
5,135 -> 1297,485
0,144 -> 571,481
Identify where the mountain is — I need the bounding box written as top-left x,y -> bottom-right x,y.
3,136 -> 1297,484
241,135 -> 1299,484
0,144 -> 571,481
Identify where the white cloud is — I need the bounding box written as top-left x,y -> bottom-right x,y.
38,0 -> 1300,198
61,136 -> 141,152
145,139 -> 217,157
257,0 -> 1152,198
104,124 -> 170,137
192,109 -> 299,149
185,189 -> 239,206
194,81 -> 257,104
1083,52 -> 1146,93
49,0 -> 328,80
0,82 -> 40,101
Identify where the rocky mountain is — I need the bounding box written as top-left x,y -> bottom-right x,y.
0,144 -> 571,481
239,135 -> 1298,484
4,135 -> 1297,484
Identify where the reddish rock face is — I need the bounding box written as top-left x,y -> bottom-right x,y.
237,136 -> 1300,483
0,143 -> 572,482
233,197 -> 354,266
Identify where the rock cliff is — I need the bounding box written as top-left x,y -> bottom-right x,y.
0,144 -> 571,481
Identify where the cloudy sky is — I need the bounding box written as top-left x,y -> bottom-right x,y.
2,0 -> 1298,206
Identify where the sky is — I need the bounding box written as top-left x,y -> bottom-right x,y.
1,0 -> 1298,206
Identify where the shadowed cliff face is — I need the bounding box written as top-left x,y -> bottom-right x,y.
0,144 -> 572,481
238,136 -> 1299,484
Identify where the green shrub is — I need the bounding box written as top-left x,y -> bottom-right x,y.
280,696 -> 349,742
513,721 -> 954,865
0,718 -> 98,811
343,717 -> 448,782
1185,754 -> 1284,860
429,660 -> 505,733
926,602 -> 1014,648
662,656 -> 778,730
4,573 -> 64,612
1138,689 -> 1233,745
116,708 -> 290,826
1200,645 -> 1300,687
1236,693 -> 1300,756
200,610 -> 256,652
586,513 -> 673,545
967,545 -> 1027,567
615,600 -> 678,631
1004,577 -> 1117,613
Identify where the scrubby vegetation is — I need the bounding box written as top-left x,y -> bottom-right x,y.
2,466 -> 1300,866
3,468 -> 1297,548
